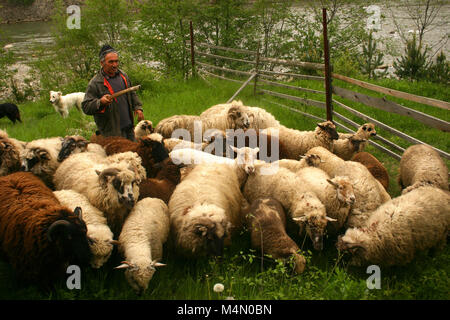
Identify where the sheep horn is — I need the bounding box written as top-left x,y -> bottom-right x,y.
47,219 -> 71,242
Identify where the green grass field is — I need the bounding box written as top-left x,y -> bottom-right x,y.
0,76 -> 448,300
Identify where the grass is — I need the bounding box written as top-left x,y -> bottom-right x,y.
0,75 -> 448,300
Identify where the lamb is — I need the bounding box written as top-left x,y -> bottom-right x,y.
0,102 -> 22,124
243,164 -> 336,250
168,147 -> 259,257
338,123 -> 377,140
53,152 -> 143,236
245,198 -> 306,274
337,186 -> 450,267
54,189 -> 115,269
265,121 -> 339,160
306,146 -> 391,228
115,197 -> 169,295
398,144 -> 449,193
0,135 -> 24,176
138,158 -> 182,204
134,120 -> 154,140
295,167 -> 355,235
0,172 -> 91,285
57,135 -> 106,162
49,91 -> 85,118
351,152 -> 389,191
20,136 -> 64,188
92,133 -> 169,178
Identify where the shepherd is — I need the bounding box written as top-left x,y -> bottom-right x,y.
82,44 -> 145,141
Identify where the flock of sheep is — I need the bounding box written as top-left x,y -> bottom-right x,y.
0,99 -> 448,295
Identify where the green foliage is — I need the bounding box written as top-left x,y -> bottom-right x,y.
357,32 -> 386,79
427,51 -> 450,84
7,0 -> 34,5
394,34 -> 431,81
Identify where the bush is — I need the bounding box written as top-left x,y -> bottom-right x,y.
394,34 -> 431,81
427,51 -> 450,84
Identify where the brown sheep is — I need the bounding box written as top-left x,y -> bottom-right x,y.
245,198 -> 306,274
138,158 -> 182,204
0,172 -> 92,285
351,152 -> 389,191
91,133 -> 169,178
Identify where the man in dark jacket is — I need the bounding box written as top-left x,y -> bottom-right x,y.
82,44 -> 145,140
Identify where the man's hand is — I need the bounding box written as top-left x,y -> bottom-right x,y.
135,109 -> 145,122
100,94 -> 113,106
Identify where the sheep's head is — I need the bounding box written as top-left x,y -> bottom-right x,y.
230,145 -> 259,174
178,204 -> 232,257
87,231 -> 117,269
227,105 -> 251,130
317,121 -> 339,140
327,176 -> 355,206
135,120 -> 154,139
49,90 -> 62,104
358,123 -> 377,139
20,147 -> 50,172
292,193 -> 336,251
115,260 -> 166,295
58,135 -> 89,162
46,206 -> 92,266
96,167 -> 140,209
336,229 -> 370,266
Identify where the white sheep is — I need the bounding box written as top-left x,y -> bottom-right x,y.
306,146 -> 391,229
265,121 -> 339,160
54,189 -> 115,269
399,144 -> 449,194
53,152 -> 143,236
200,100 -> 281,130
20,136 -> 64,188
337,186 -> 450,267
274,154 -> 323,172
168,146 -> 259,257
49,91 -> 84,118
295,167 -> 355,235
243,164 -> 336,250
115,197 -> 169,295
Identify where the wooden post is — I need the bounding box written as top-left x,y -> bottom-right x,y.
322,8 -> 333,121
189,21 -> 196,78
253,42 -> 261,96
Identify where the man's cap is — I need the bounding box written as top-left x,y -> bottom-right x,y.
99,44 -> 117,59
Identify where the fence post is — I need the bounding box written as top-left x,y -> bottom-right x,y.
253,41 -> 261,96
189,21 -> 196,78
322,8 -> 333,122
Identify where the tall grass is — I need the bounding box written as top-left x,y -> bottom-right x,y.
0,76 -> 448,300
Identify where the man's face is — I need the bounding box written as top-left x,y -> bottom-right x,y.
101,52 -> 119,76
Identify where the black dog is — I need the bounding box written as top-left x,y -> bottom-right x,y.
0,103 -> 22,124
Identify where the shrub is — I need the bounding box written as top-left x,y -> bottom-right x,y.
394,34 -> 431,81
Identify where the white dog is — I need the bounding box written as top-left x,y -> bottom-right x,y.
49,91 -> 85,118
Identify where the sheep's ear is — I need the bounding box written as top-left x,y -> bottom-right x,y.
73,206 -> 83,221
326,178 -> 339,189
58,91 -> 62,96
35,148 -> 50,160
229,145 -> 238,153
109,240 -> 120,245
152,261 -> 167,268
47,219 -> 71,242
115,261 -> 132,269
326,216 -> 337,222
252,147 -> 260,155
292,216 -> 307,222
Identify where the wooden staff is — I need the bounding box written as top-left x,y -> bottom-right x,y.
107,85 -> 141,99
